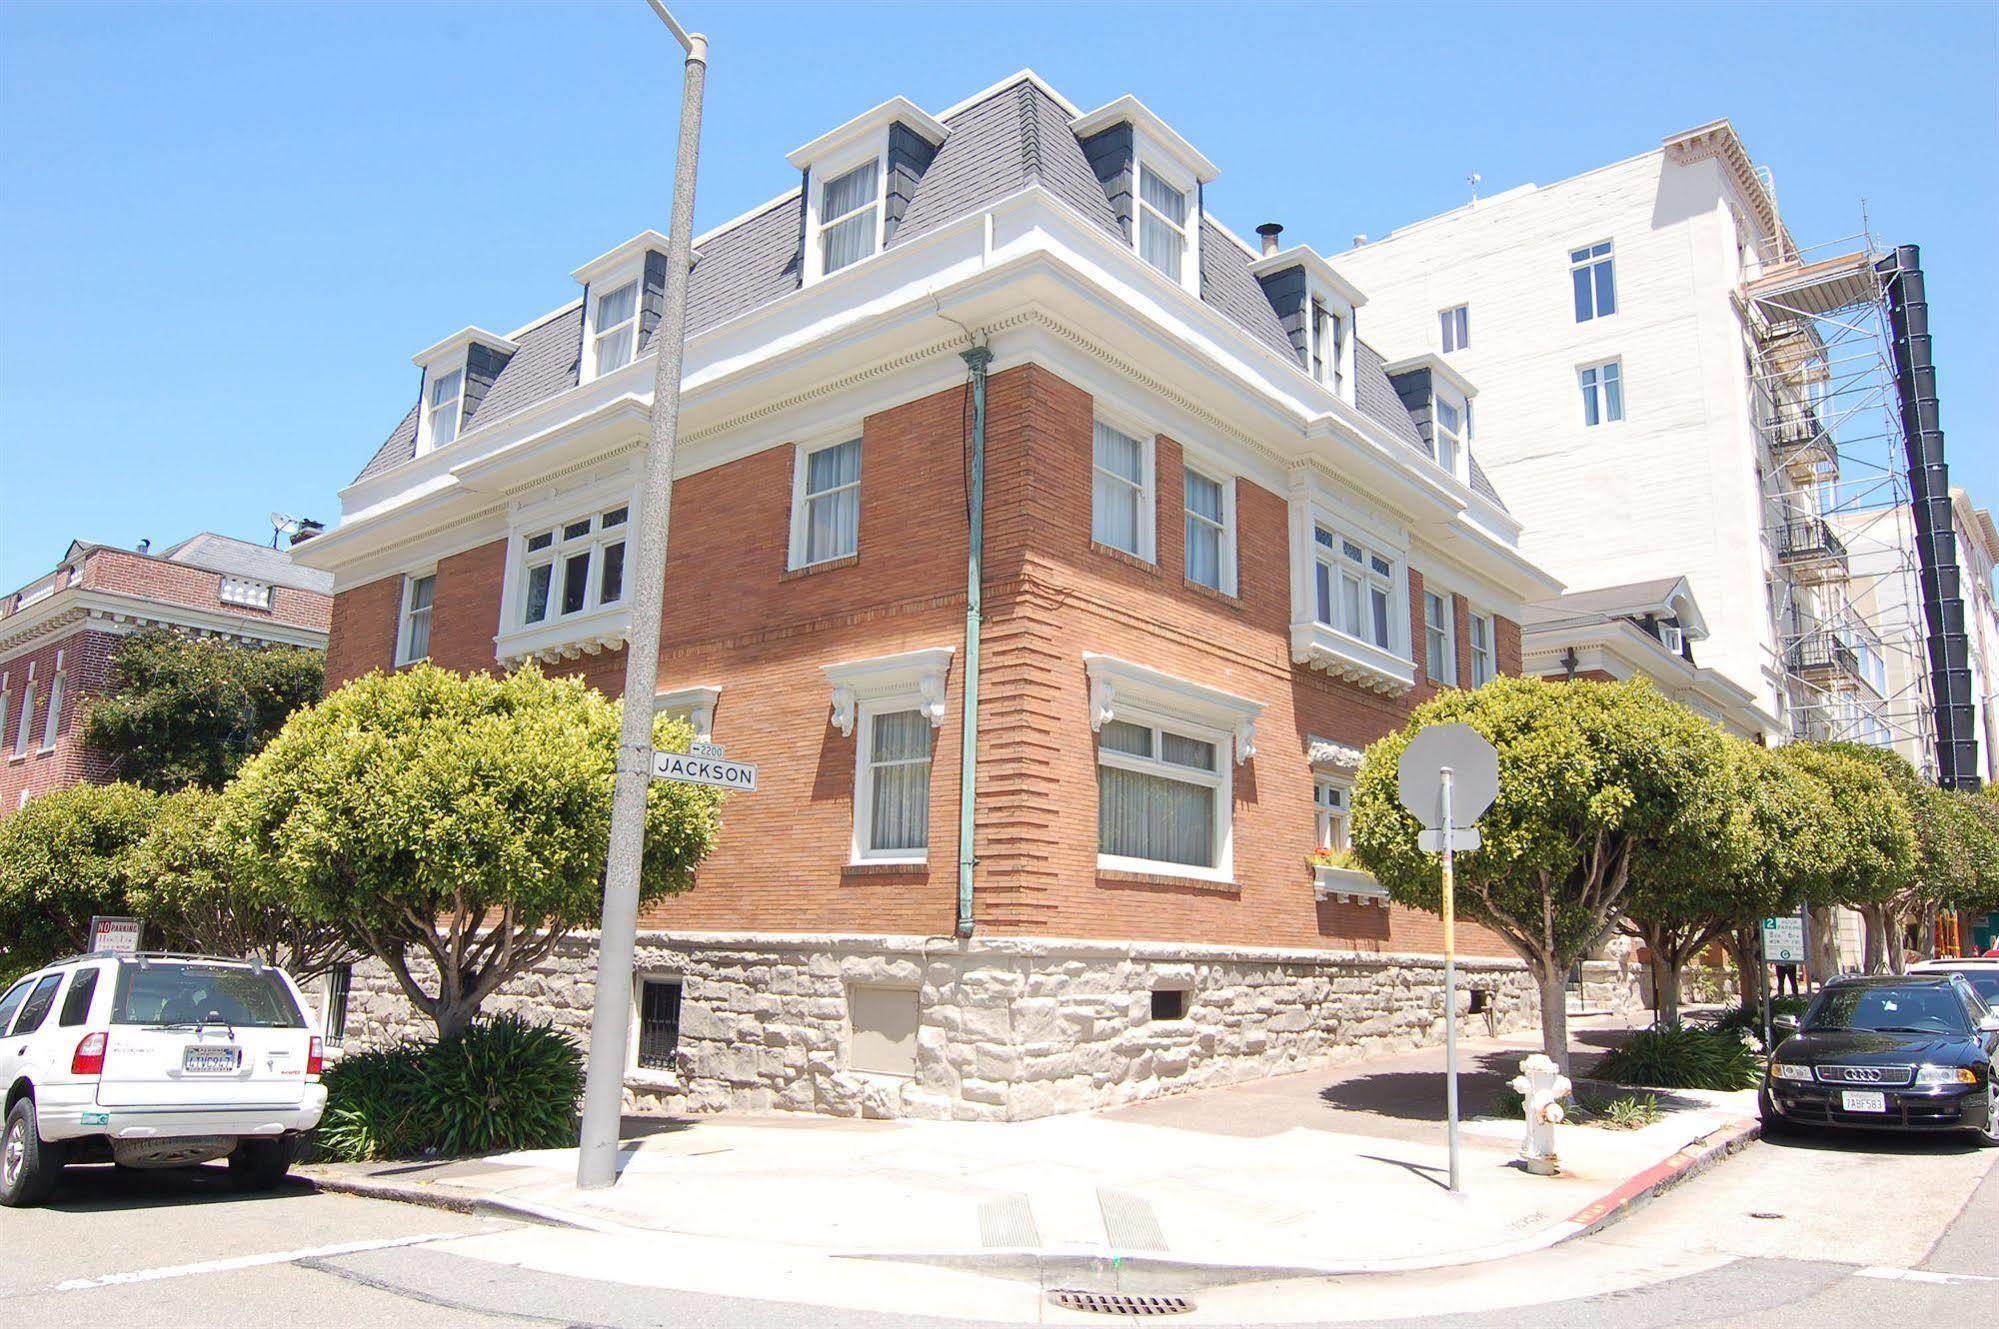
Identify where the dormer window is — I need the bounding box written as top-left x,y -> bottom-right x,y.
818,160 -> 881,276
426,367 -> 463,448
1138,167 -> 1190,281
592,280 -> 639,376
1434,388 -> 1468,477
1311,299 -> 1346,396
788,97 -> 947,286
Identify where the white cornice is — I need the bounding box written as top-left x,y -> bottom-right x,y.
0,587 -> 326,662
1248,246 -> 1369,310
786,96 -> 947,170
1084,652 -> 1263,762
1523,619 -> 1774,736
1068,95 -> 1218,183
571,230 -> 671,286
1381,352 -> 1480,400
823,647 -> 954,735
412,326 -> 520,369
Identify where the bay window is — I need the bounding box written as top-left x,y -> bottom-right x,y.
1314,526 -> 1395,651
793,438 -> 862,567
519,505 -> 628,629
592,279 -> 639,376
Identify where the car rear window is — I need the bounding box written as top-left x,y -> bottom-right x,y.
1805,984 -> 1972,1036
111,963 -> 304,1029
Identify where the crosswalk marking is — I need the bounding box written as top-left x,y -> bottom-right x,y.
54,1230 -> 466,1292
1855,1265 -> 1999,1286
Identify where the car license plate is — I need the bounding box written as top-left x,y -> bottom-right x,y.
1841,1090 -> 1887,1113
183,1046 -> 240,1073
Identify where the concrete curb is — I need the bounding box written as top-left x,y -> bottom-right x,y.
302,1116 -> 1763,1289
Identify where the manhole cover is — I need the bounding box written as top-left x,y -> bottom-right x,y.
1048,1290 -> 1195,1316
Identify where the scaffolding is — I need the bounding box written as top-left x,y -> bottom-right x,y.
1739,214 -> 1936,773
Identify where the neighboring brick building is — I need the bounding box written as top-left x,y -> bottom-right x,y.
0,534 -> 332,812
298,72 -> 1593,1120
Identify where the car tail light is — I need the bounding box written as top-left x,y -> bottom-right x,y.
306,1035 -> 324,1078
72,1031 -> 108,1076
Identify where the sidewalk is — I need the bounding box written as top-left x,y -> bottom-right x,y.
304,1013 -> 1759,1286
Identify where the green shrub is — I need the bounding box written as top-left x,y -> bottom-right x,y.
1591,1023 -> 1762,1091
312,1016 -> 583,1162
1710,996 -> 1810,1050
1576,1090 -> 1664,1130
314,1043 -> 427,1162
420,1014 -> 585,1157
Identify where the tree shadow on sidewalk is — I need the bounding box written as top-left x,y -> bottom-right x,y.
1315,1037 -> 1640,1124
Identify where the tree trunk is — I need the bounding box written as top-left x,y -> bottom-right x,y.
1809,905 -> 1841,982
432,1001 -> 477,1041
1533,957 -> 1573,1079
1861,905 -> 1891,975
1651,952 -> 1683,1026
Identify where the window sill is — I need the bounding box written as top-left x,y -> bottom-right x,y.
782,553 -> 859,582
1313,864 -> 1390,905
1290,623 -> 1416,696
1098,869 -> 1240,895
495,605 -> 633,668
1089,542 -> 1159,575
842,861 -> 929,879
1182,578 -> 1244,610
624,1067 -> 683,1091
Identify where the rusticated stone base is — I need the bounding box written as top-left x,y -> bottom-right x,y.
339,933 -> 1637,1122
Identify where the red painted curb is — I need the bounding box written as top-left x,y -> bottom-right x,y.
1564,1118 -> 1761,1234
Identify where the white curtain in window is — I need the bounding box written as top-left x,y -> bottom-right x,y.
1100,765 -> 1213,867
1138,169 -> 1187,280
868,709 -> 931,852
820,161 -> 880,274
1092,422 -> 1144,553
594,282 -> 637,372
403,576 -> 435,661
1184,470 -> 1224,589
805,440 -> 862,562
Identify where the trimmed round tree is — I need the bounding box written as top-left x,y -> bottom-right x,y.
1351,675 -> 1738,1074
0,781 -> 160,980
1771,743 -> 1917,975
221,663 -> 723,1038
127,787 -> 352,982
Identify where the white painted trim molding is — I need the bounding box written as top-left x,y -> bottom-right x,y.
823,647 -> 954,737
1083,652 -> 1263,765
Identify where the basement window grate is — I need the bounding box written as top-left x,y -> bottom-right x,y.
1047,1290 -> 1195,1316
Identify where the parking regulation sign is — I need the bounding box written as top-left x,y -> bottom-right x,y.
1761,915 -> 1806,963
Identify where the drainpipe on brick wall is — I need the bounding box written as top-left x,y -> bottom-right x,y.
956,345 -> 992,939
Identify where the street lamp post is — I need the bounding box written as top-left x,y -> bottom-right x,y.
576,2 -> 707,1192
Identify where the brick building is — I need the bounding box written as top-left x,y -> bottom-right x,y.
0,533 -> 332,813
297,72 -> 1598,1120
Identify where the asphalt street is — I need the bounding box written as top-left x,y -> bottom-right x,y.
1,1130 -> 1993,1327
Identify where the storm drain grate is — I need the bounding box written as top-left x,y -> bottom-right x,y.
1047,1290 -> 1195,1316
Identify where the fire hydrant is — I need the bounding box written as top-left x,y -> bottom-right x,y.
1511,1054 -> 1571,1176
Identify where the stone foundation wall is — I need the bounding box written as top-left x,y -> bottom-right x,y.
340,933 -> 1637,1122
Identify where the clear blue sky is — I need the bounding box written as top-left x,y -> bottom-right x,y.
3,0 -> 1993,590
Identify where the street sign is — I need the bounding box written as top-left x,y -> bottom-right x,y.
1417,827 -> 1482,853
1397,724 -> 1499,830
1761,915 -> 1806,964
89,916 -> 143,955
651,746 -> 758,792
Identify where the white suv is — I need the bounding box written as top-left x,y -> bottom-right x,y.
1,953 -> 327,1207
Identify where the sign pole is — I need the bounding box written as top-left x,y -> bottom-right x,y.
1759,927 -> 1773,1052
1441,765 -> 1460,1195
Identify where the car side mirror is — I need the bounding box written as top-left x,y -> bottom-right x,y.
1773,1014 -> 1800,1035
1979,1013 -> 1999,1034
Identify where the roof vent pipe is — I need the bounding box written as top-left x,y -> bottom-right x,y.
1352,233 -> 1368,249
136,539 -> 150,555
1255,223 -> 1283,257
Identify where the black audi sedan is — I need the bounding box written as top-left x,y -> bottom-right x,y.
1760,973 -> 1999,1145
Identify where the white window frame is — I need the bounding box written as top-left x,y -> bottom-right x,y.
423,363 -> 465,453
0,684 -> 10,758
1423,587 -> 1456,685
1134,158 -> 1195,288
396,572 -> 436,666
852,701 -> 935,865
12,680 -> 34,759
513,503 -> 631,631
1090,415 -> 1157,561
1433,386 -> 1469,480
1310,298 -> 1349,398
1314,775 -> 1353,853
1440,304 -> 1469,353
1579,359 -> 1625,427
1096,705 -> 1233,882
39,659 -> 63,753
1180,461 -> 1235,595
1570,240 -> 1617,322
1313,525 -> 1398,654
822,649 -> 953,867
803,141 -> 890,285
788,436 -> 864,570
589,277 -> 642,380
1284,482 -> 1415,694
1468,610 -> 1496,686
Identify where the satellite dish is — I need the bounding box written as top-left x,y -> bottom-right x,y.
269,512 -> 302,548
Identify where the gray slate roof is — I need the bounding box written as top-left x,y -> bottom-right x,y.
158,533 -> 334,594
352,72 -> 1502,513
